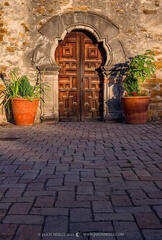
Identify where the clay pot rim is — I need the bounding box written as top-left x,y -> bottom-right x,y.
121,96 -> 150,99
12,98 -> 40,101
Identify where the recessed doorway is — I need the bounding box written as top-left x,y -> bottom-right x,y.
55,30 -> 106,121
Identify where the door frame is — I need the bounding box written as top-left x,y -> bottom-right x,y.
33,12 -> 126,121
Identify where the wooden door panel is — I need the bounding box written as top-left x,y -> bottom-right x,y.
55,31 -> 103,121
82,33 -> 103,120
55,32 -> 80,121
59,76 -> 78,89
59,90 -> 80,120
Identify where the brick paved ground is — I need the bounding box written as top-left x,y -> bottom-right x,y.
0,121 -> 162,240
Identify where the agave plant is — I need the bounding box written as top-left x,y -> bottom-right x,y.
0,69 -> 47,113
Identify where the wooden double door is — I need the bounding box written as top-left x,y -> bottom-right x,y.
55,31 -> 104,121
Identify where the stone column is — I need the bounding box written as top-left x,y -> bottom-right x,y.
102,65 -> 123,121
38,65 -> 60,122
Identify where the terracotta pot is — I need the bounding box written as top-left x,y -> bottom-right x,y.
12,98 -> 40,126
121,96 -> 150,124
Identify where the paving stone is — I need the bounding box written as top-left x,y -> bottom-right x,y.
3,215 -> 44,224
46,178 -> 63,186
115,206 -> 152,214
134,168 -> 151,177
33,162 -> 46,170
0,196 -> 35,203
148,191 -> 162,199
31,207 -> 68,216
109,176 -> 125,183
92,201 -> 113,213
95,169 -> 109,177
39,167 -> 55,176
14,225 -> 42,240
46,186 -> 74,191
19,177 -> 46,184
9,203 -> 32,214
121,170 -> 138,180
140,181 -> 159,192
133,199 -> 162,206
77,194 -> 106,201
4,176 -> 20,183
94,179 -> 109,186
22,171 -> 40,180
94,213 -> 134,221
77,185 -> 93,195
155,181 -> 162,190
71,162 -> 83,169
81,170 -> 95,178
1,183 -> 26,189
18,164 -> 34,170
153,205 -> 162,219
0,208 -> 7,221
0,202 -> 12,209
127,189 -> 148,200
5,188 -> 25,197
111,195 -> 132,207
70,208 -> 92,222
44,216 -> 68,233
143,230 -> 162,240
2,165 -> 19,173
55,200 -> 90,208
134,212 -> 162,229
27,183 -> 44,191
34,196 -> 55,208
113,222 -> 143,240
46,173 -> 64,179
23,190 -> 56,197
0,224 -> 18,239
64,174 -> 80,185
56,165 -> 69,171
58,191 -> 75,200
70,222 -> 113,233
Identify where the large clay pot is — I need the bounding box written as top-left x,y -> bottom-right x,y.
121,96 -> 150,124
12,98 -> 40,126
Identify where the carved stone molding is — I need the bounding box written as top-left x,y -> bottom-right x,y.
32,11 -> 127,69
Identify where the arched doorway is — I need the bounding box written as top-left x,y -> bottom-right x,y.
33,12 -> 126,122
55,30 -> 106,121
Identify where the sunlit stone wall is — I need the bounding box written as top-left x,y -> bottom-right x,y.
0,0 -> 161,122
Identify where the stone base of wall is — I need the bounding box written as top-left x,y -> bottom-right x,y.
0,106 -> 7,124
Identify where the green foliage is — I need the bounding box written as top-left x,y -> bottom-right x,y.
124,74 -> 138,94
0,69 -> 47,113
19,75 -> 34,97
124,50 -> 156,96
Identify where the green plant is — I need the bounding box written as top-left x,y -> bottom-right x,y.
0,69 -> 47,112
124,50 -> 156,96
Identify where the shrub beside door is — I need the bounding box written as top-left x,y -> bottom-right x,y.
122,50 -> 156,124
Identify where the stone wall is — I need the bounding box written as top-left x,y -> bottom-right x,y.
0,0 -> 162,123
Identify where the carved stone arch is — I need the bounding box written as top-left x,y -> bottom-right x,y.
32,11 -> 126,121
49,24 -> 113,68
33,11 -> 126,68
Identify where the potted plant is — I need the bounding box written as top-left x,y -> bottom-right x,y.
121,50 -> 156,124
0,70 -> 45,126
